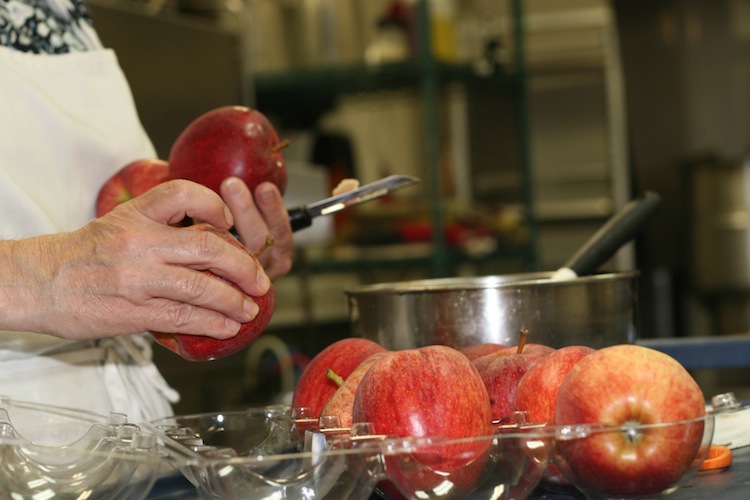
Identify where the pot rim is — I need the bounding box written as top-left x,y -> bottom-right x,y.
344,270 -> 640,296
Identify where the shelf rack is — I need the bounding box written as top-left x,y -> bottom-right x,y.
254,0 -> 538,279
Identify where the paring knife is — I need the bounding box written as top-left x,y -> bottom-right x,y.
288,175 -> 420,232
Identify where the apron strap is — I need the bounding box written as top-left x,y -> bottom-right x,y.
53,335 -> 180,422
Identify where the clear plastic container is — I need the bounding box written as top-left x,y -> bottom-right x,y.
0,395 -> 171,499
149,407 -> 555,499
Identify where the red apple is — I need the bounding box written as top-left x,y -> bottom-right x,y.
352,345 -> 493,498
472,334 -> 555,423
493,343 -> 556,359
291,338 -> 387,419
149,224 -> 274,361
168,106 -> 287,195
96,158 -> 169,217
459,342 -> 508,361
512,345 -> 595,486
319,352 -> 388,428
513,345 -> 595,424
554,344 -> 707,497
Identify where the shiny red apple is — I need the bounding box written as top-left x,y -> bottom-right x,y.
513,345 -> 595,424
319,351 -> 388,428
96,158 -> 169,217
554,344 -> 707,497
472,334 -> 555,423
291,338 -> 387,419
149,224 -> 274,361
352,345 -> 493,498
512,344 -> 595,486
168,105 -> 287,195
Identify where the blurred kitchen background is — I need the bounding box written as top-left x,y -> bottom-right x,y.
85,0 -> 750,412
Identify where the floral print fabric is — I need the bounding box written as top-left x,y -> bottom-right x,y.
0,0 -> 100,53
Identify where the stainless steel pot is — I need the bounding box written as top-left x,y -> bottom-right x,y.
346,192 -> 662,350
346,270 -> 639,350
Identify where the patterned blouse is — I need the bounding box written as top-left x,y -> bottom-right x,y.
0,0 -> 101,53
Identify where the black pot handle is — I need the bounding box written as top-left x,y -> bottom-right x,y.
555,191 -> 662,278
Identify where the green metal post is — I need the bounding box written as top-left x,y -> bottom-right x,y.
416,0 -> 448,277
512,0 -> 539,271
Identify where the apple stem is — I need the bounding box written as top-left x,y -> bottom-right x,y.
272,139 -> 290,153
252,234 -> 275,258
517,328 -> 528,354
325,368 -> 345,387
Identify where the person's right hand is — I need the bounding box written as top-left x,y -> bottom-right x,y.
1,180 -> 271,341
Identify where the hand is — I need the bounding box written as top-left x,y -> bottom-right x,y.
220,177 -> 293,280
0,180 -> 271,341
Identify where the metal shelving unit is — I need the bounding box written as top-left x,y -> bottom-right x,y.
254,0 -> 537,279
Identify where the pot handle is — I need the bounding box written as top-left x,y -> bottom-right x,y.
552,191 -> 662,279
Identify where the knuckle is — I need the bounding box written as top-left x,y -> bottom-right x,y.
167,179 -> 193,200
164,302 -> 198,330
181,270 -> 214,302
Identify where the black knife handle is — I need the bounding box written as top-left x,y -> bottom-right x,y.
288,206 -> 313,232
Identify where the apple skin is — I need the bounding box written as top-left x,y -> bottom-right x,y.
319,352 -> 388,428
554,344 -> 707,497
494,343 -> 556,358
291,338 -> 387,419
149,224 -> 274,362
96,158 -> 169,217
168,106 -> 287,195
512,345 -> 595,486
513,345 -> 595,424
352,345 -> 493,498
472,344 -> 555,423
459,342 -> 508,361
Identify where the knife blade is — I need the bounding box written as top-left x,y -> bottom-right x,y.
288,175 -> 420,232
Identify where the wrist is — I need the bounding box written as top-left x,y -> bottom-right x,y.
0,236 -> 54,333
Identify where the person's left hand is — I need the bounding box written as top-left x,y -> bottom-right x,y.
220,177 -> 293,280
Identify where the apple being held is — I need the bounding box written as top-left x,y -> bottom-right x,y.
149,224 -> 275,362
319,352 -> 388,428
472,330 -> 555,423
96,158 -> 169,217
292,338 -> 387,419
352,345 -> 493,498
168,106 -> 287,196
554,344 -> 707,497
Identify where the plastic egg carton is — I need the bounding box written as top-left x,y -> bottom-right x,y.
148,407 -> 555,499
0,396 -> 171,500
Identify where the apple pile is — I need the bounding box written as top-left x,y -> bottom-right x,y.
95,106 -> 287,362
293,336 -> 708,498
293,339 -> 493,498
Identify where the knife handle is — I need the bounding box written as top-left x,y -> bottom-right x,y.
288,206 -> 313,232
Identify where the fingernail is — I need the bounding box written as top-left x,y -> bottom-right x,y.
256,267 -> 271,293
257,183 -> 276,204
225,177 -> 243,196
244,298 -> 260,320
223,206 -> 234,227
225,318 -> 241,336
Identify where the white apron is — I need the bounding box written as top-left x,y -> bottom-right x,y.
0,45 -> 179,422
